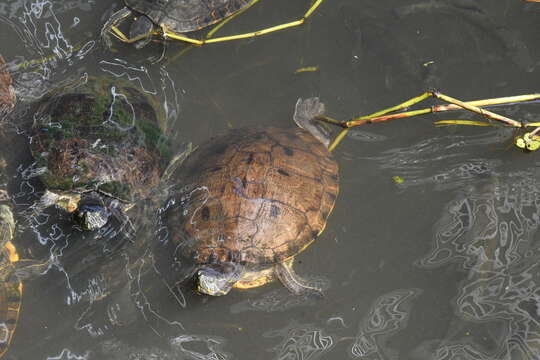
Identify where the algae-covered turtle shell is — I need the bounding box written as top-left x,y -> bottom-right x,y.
160,98 -> 339,296
29,77 -> 170,229
30,77 -> 169,200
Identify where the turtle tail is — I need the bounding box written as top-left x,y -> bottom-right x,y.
0,280 -> 21,357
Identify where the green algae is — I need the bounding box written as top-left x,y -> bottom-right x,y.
30,77 -> 170,199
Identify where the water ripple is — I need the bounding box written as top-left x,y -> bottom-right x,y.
350,288 -> 421,359
265,321 -> 334,360
418,170 -> 540,359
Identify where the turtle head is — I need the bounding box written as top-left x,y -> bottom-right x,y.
74,195 -> 110,231
196,263 -> 243,296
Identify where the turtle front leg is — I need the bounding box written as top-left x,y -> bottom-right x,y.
101,7 -> 134,48
274,258 -> 323,297
293,97 -> 329,148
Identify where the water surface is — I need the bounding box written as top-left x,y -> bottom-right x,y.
0,0 -> 539,358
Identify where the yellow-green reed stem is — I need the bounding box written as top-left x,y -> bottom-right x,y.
345,93 -> 539,128
349,92 -> 432,125
432,91 -> 522,128
433,120 -> 499,127
183,0 -> 325,44
305,0 -> 324,18
316,115 -> 346,127
206,0 -> 261,38
165,0 -> 260,63
328,128 -> 350,152
433,93 -> 540,111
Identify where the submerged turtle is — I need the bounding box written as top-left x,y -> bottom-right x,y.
0,61 -> 20,357
0,161 -> 53,360
2,60 -> 170,230
0,56 -> 51,358
101,0 -> 325,49
0,159 -> 23,358
159,98 -> 339,296
102,0 -> 251,48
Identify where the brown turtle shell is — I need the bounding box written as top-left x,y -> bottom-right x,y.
166,127 -> 339,266
125,0 -> 251,33
0,55 -> 16,119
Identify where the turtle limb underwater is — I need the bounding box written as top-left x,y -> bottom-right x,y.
1,58 -> 170,231
157,97 -> 337,297
101,0 -> 325,49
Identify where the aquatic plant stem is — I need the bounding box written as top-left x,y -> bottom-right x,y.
110,0 -> 325,46
432,92 -> 522,127
206,0 -> 261,39
324,92 -> 540,152
166,0 -> 261,63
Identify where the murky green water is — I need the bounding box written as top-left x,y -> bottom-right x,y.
0,0 -> 539,358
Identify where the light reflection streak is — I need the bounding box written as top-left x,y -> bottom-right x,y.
350,289 -> 421,359
265,321 -> 334,360
417,171 -> 540,359
46,348 -> 89,360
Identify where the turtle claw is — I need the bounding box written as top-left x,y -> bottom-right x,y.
294,97 -> 326,122
294,97 -> 330,148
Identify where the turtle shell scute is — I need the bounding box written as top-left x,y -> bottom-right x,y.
164,127 -> 339,265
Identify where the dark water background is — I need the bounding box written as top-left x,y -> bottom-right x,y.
0,0 -> 540,358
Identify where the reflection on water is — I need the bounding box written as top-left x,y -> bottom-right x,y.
0,0 -> 95,101
46,348 -> 89,360
94,334 -> 230,360
0,0 -> 539,358
265,322 -> 334,360
230,287 -> 325,314
416,171 -> 540,359
394,0 -> 535,73
351,289 -> 421,359
368,131 -> 510,191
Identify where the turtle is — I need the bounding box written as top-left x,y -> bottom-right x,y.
0,161 -> 24,359
1,58 -> 170,231
0,56 -> 52,358
0,69 -> 20,355
102,0 -> 252,48
100,0 -> 326,49
0,160 -> 47,359
158,97 -> 339,296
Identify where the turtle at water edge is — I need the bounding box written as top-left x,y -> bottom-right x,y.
159,97 -> 339,296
